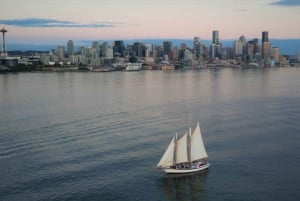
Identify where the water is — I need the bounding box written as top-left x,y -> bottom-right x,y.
0,68 -> 300,201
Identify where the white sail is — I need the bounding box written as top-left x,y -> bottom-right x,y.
190,122 -> 208,161
175,132 -> 189,163
157,136 -> 175,168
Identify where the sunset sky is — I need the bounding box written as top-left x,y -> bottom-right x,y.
0,0 -> 300,44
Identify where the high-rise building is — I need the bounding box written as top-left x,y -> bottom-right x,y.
262,31 -> 271,59
113,40 -> 125,57
101,42 -> 109,57
92,41 -> 100,55
193,37 -> 201,59
262,31 -> 269,42
234,40 -> 244,55
105,47 -> 113,59
57,46 -> 65,61
144,44 -> 150,58
210,43 -> 216,59
272,47 -> 279,63
163,41 -> 172,57
246,43 -> 255,58
67,40 -> 74,56
212,30 -> 219,44
234,35 -> 247,57
247,39 -> 259,55
179,43 -> 186,59
211,30 -> 222,59
78,46 -> 87,56
172,47 -> 179,60
151,44 -> 157,59
262,42 -> 271,59
133,42 -> 145,58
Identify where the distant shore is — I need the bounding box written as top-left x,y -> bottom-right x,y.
1,64 -> 300,74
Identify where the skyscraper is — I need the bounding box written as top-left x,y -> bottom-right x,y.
133,42 -> 145,58
67,40 -> 74,56
92,41 -> 100,55
262,31 -> 269,42
57,46 -> 65,61
163,41 -> 172,56
113,40 -> 125,57
262,31 -> 271,59
212,30 -> 219,44
272,47 -> 279,63
211,30 -> 222,59
193,37 -> 201,59
234,35 -> 246,56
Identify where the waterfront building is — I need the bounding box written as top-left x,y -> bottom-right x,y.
40,53 -> 50,65
67,40 -> 74,56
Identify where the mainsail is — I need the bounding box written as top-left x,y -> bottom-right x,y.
175,132 -> 188,163
157,136 -> 175,168
190,122 -> 208,161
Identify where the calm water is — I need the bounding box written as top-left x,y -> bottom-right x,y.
0,68 -> 300,201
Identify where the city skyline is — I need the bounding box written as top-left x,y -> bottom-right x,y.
0,0 -> 300,45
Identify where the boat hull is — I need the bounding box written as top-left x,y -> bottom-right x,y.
162,163 -> 210,174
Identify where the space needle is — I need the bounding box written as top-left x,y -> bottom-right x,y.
1,28 -> 8,58
0,28 -> 18,71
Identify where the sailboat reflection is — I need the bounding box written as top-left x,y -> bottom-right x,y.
157,170 -> 209,201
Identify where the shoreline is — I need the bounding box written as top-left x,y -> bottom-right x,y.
1,64 -> 300,74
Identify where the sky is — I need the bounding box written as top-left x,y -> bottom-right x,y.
0,0 -> 300,45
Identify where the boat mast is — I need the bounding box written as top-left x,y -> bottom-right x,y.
188,126 -> 192,162
173,133 -> 177,165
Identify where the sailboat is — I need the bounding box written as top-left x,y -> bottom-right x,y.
157,122 -> 210,174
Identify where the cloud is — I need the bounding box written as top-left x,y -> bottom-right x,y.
271,0 -> 300,6
0,18 -> 123,28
